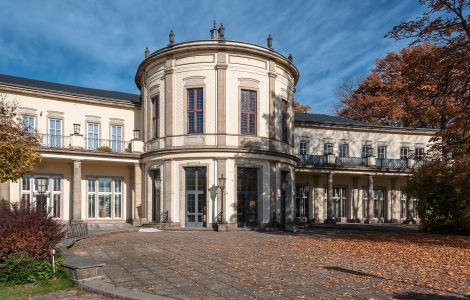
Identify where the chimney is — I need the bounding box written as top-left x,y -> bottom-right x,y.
210,19 -> 219,39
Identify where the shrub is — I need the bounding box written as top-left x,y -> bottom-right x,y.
406,160 -> 470,234
0,203 -> 65,263
0,251 -> 63,285
96,145 -> 112,152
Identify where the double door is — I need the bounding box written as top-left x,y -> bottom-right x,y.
185,167 -> 206,227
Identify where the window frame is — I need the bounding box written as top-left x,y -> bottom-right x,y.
362,144 -> 372,158
339,143 -> 349,158
281,99 -> 289,143
48,118 -> 62,147
21,175 -> 62,218
151,95 -> 160,138
87,122 -> 100,150
415,145 -> 425,160
240,89 -> 257,135
21,115 -> 36,135
377,145 -> 387,159
110,124 -> 123,152
87,177 -> 123,219
299,141 -> 307,155
323,143 -> 333,155
187,87 -> 204,134
400,146 -> 410,160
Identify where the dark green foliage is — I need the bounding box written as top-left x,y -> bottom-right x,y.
406,160 -> 470,234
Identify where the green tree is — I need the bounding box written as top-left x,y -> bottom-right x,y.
0,93 -> 41,183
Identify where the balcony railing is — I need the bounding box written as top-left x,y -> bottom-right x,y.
335,156 -> 367,167
298,154 -> 428,171
299,155 -> 327,167
36,134 -> 131,153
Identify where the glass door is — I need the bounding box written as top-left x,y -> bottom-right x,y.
237,168 -> 258,227
49,119 -> 62,147
111,125 -> 122,152
295,185 -> 310,220
185,167 -> 206,227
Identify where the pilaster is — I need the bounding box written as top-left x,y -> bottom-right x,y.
72,160 -> 82,222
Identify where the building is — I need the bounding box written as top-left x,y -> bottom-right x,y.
0,26 -> 435,228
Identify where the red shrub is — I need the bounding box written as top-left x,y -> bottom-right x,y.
0,203 -> 65,262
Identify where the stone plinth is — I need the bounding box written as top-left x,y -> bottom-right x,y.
62,256 -> 106,283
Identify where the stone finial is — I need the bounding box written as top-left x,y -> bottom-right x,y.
144,47 -> 150,58
169,30 -> 175,46
267,34 -> 273,49
288,53 -> 293,62
219,23 -> 225,39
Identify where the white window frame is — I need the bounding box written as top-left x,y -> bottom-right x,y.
87,177 -> 123,220
22,115 -> 36,135
299,141 -> 307,155
87,122 -> 100,150
49,118 -> 62,147
110,125 -> 123,152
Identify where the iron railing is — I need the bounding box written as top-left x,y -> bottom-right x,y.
37,133 -> 71,148
376,158 -> 409,169
85,138 -> 130,153
298,155 -> 327,167
65,222 -> 88,239
335,156 -> 368,167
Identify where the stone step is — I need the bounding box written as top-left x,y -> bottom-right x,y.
62,255 -> 106,283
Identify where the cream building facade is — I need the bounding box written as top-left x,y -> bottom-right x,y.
0,28 -> 435,228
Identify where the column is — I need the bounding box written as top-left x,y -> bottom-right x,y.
164,59 -> 174,147
325,172 -> 335,223
352,177 -> 360,222
366,174 -> 375,223
313,175 -> 322,222
133,163 -> 142,225
216,52 -> 227,146
268,61 -> 276,150
163,160 -> 172,223
390,178 -> 397,222
72,160 -> 82,222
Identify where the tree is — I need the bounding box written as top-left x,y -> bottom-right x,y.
293,100 -> 311,113
338,0 -> 470,160
0,93 -> 40,183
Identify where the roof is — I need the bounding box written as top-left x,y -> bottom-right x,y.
0,73 -> 141,105
294,113 -> 437,133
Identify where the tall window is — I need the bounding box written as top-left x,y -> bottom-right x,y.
377,146 -> 387,159
362,144 -> 372,158
323,143 -> 333,155
240,89 -> 257,135
281,100 -> 288,142
21,175 -> 61,218
87,123 -> 99,150
22,115 -> 35,135
152,95 -> 159,138
415,145 -> 425,160
400,146 -> 410,160
111,125 -> 123,152
49,118 -> 62,147
299,141 -> 307,155
88,177 -> 123,219
400,190 -> 407,219
187,88 -> 203,134
339,143 -> 349,158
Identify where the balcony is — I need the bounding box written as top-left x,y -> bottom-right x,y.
36,133 -> 136,153
298,154 -> 428,171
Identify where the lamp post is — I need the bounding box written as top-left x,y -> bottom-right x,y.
218,174 -> 226,224
36,177 -> 47,213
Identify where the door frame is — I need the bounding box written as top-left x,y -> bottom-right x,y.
182,166 -> 208,227
235,166 -> 261,228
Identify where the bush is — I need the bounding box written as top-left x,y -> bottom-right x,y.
0,203 -> 65,284
406,160 -> 470,234
0,252 -> 63,285
96,145 -> 112,152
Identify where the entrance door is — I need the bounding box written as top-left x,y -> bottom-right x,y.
295,185 -> 310,220
185,167 -> 206,227
333,187 -> 347,219
374,187 -> 386,219
151,169 -> 161,222
237,168 -> 258,227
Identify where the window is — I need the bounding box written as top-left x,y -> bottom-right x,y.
49,119 -> 62,147
152,95 -> 159,138
281,100 -> 288,142
22,115 -> 35,135
111,125 -> 123,152
400,146 -> 410,160
21,175 -> 61,218
87,123 -> 99,150
323,143 -> 333,155
415,145 -> 425,160
339,143 -> 349,158
88,177 -> 123,219
377,146 -> 387,159
187,88 -> 203,134
240,89 -> 257,135
400,190 -> 407,219
299,141 -> 307,155
362,144 -> 372,158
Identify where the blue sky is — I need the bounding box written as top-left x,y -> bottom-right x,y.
0,0 -> 424,114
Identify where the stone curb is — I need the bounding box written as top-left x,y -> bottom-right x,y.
78,278 -> 175,300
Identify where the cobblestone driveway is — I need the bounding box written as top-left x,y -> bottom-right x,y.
71,229 -> 469,299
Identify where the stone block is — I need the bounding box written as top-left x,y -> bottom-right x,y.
62,255 -> 106,282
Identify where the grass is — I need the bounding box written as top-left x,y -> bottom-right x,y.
0,272 -> 75,300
